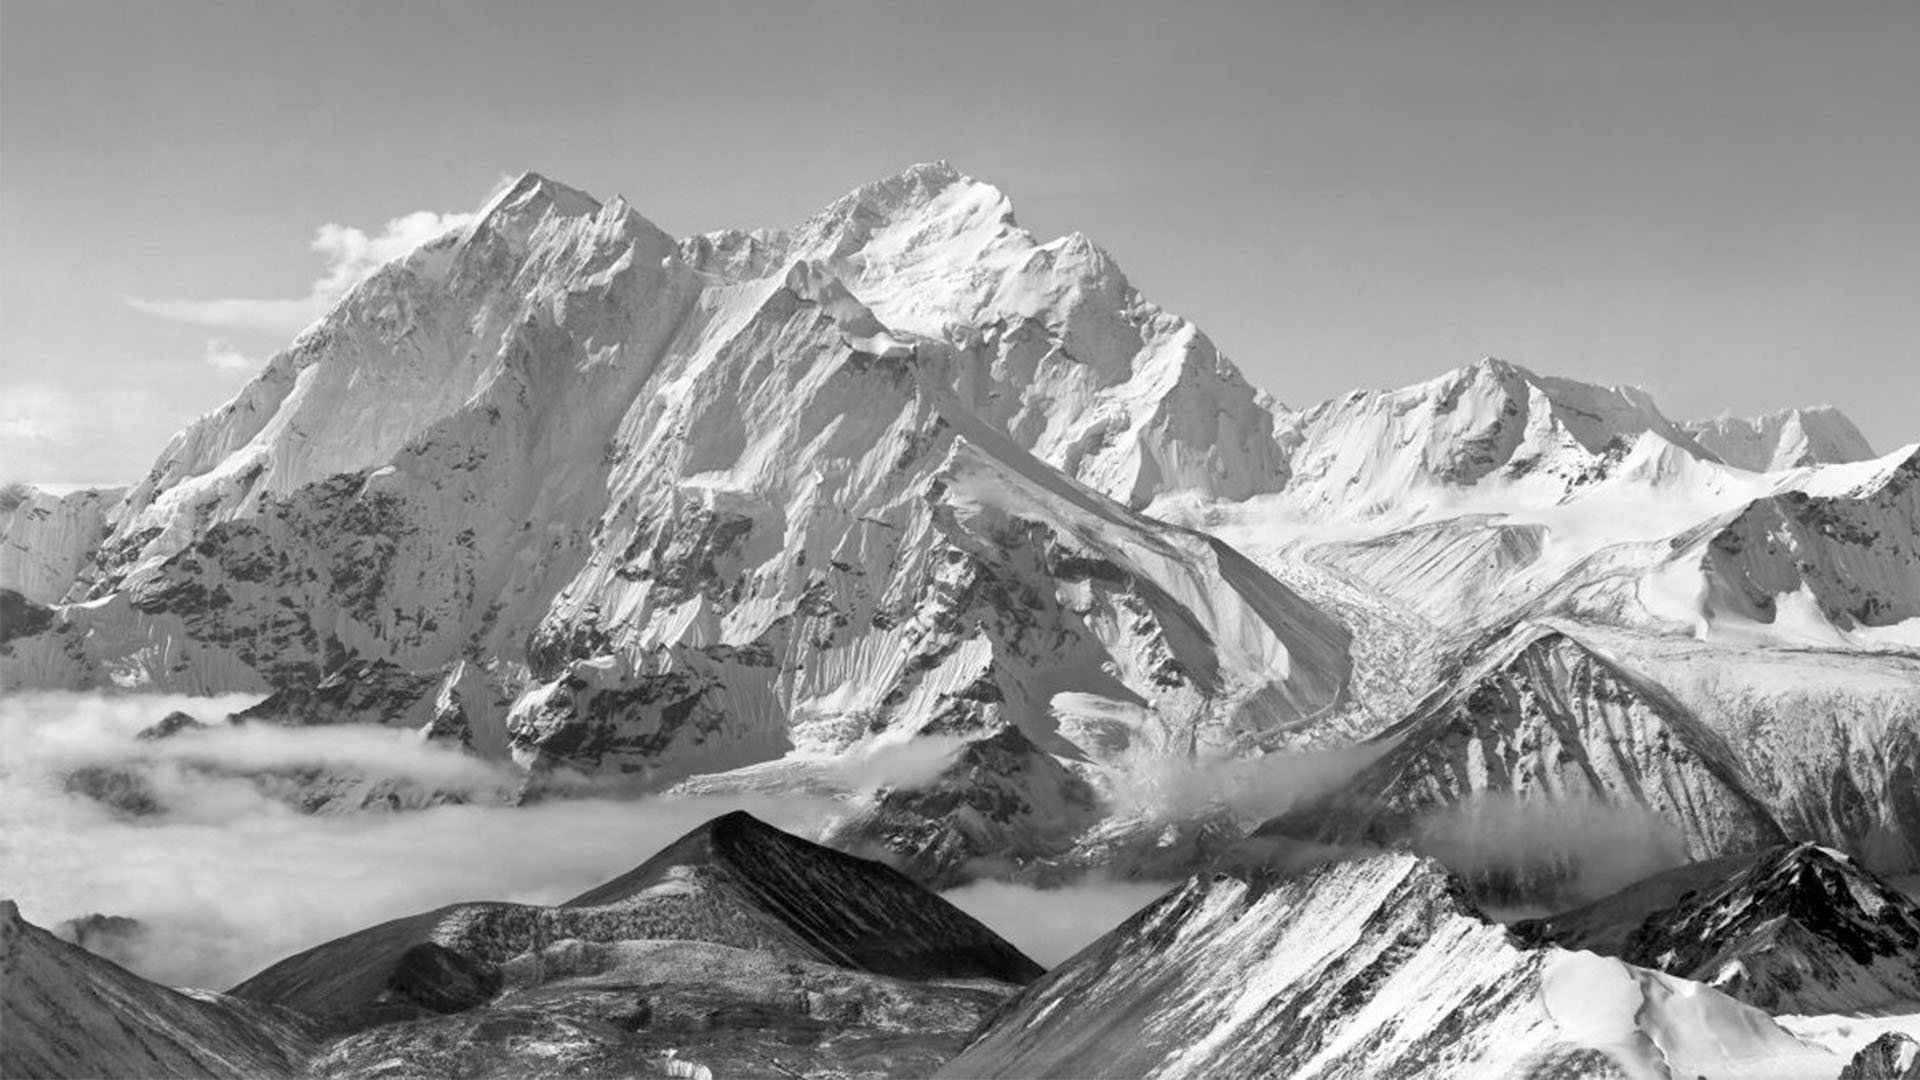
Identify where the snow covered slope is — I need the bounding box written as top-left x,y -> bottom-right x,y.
938,853 -> 1835,1079
1539,444 -> 1920,644
0,900 -> 311,1079
1,165 -> 1349,817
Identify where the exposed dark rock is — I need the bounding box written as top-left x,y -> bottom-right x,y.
64,765 -> 165,817
0,587 -> 54,646
831,724 -> 1102,888
1840,1033 -> 1920,1080
383,942 -> 503,1014
1618,843 -> 1920,1013
137,710 -> 208,740
52,913 -> 150,971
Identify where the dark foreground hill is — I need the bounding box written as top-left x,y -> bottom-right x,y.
5,812 -> 1038,1078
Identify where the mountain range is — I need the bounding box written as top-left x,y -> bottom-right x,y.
3,162 -> 1917,1076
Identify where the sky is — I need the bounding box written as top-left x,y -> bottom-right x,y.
2,0 -> 1915,484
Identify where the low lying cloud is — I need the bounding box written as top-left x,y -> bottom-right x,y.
0,692 -> 840,990
828,734 -> 969,792
1412,794 -> 1689,907
1113,741 -> 1391,824
128,209 -> 475,335
940,876 -> 1169,967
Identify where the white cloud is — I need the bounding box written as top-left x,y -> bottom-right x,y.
0,386 -> 71,444
202,339 -> 257,374
128,209 -> 475,336
0,691 -> 841,990
0,383 -> 167,485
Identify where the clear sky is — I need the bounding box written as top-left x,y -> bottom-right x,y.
3,0 -> 1915,484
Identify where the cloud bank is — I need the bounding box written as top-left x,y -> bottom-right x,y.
1412,793 -> 1690,908
0,692 -> 840,990
128,209 -> 475,335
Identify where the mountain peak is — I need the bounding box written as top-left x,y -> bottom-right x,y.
560,811 -> 1044,981
470,170 -> 603,239
1616,841 -> 1920,1012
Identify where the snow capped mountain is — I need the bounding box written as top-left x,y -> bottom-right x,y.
1519,843 -> 1920,1014
939,852 -> 1837,1079
1267,356 -> 1716,523
1541,442 -> 1920,645
2,160 -> 1914,934
1257,622 -> 1787,894
0,164 -> 1350,829
1686,406 -> 1877,472
1258,619 -> 1920,891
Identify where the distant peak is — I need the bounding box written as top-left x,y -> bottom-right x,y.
1683,404 -> 1876,470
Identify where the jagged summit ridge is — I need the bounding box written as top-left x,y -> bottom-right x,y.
940,852 -> 1836,1079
